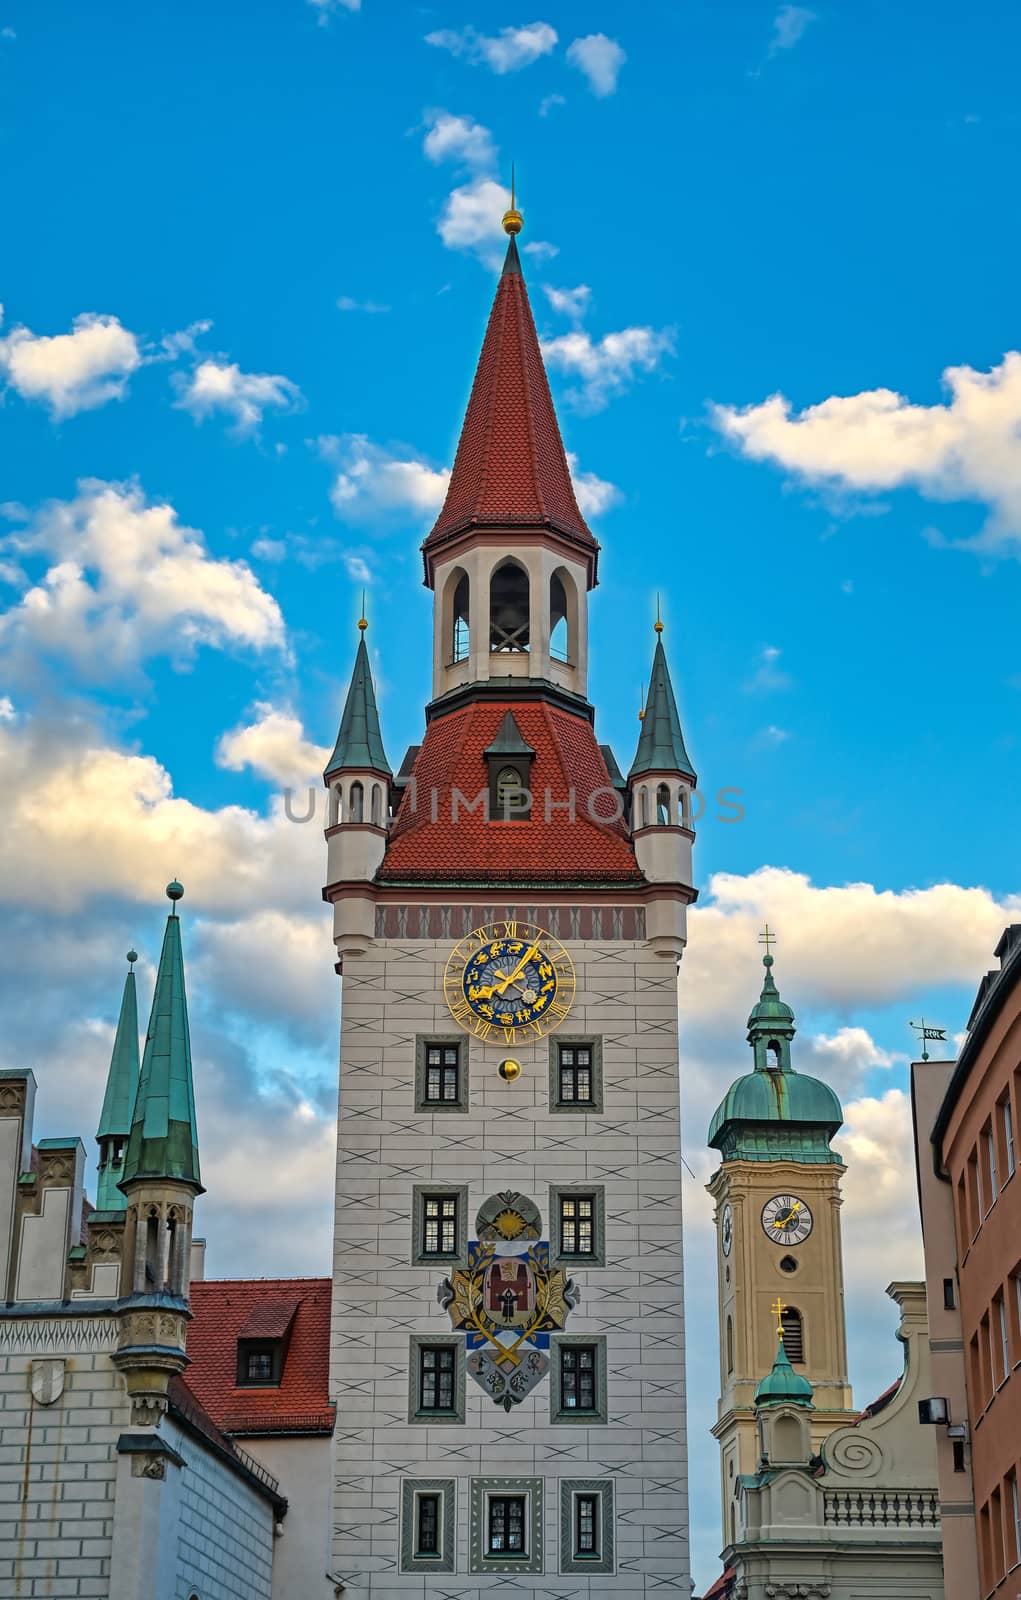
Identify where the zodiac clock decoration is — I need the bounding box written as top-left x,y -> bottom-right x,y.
443,921 -> 576,1045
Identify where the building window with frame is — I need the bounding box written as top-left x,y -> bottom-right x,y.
419,1344 -> 457,1414
781,1307 -> 804,1364
424,1043 -> 460,1104
416,1493 -> 440,1557
559,1043 -> 593,1104
1002,1096 -> 1016,1180
422,1194 -> 458,1257
488,1495 -> 527,1556
985,1124 -> 999,1207
236,1341 -> 282,1386
560,1344 -> 597,1412
575,1493 -> 599,1558
559,1194 -> 594,1258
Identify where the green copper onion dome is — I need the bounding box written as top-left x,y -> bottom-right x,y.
755,1337 -> 814,1409
707,951 -> 843,1163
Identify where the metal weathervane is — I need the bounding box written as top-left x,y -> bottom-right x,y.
909,1018 -> 948,1061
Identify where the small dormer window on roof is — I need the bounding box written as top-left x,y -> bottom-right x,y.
484,711 -> 535,821
235,1297 -> 300,1389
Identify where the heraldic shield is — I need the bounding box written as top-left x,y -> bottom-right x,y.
438,1191 -> 580,1412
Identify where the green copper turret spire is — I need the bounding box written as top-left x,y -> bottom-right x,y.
324,622 -> 391,779
630,633 -> 695,780
95,951 -> 141,1212
755,1336 -> 814,1409
121,882 -> 202,1192
708,941 -> 843,1163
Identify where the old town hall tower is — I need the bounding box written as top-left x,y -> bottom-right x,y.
323,207 -> 696,1595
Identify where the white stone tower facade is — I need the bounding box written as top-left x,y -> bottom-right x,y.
325,220 -> 697,1595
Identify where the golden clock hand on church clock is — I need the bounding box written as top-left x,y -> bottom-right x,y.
772,1200 -> 802,1230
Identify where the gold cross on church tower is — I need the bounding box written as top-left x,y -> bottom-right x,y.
771,1296 -> 788,1339
759,923 -> 777,957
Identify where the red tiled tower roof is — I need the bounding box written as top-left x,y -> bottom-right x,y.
422,235 -> 598,578
185,1278 -> 334,1436
379,700 -> 640,884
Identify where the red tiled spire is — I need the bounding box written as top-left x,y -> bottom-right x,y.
422,235 -> 598,577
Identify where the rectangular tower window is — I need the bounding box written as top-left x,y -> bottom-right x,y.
560,1344 -> 597,1412
985,1126 -> 998,1207
575,1494 -> 599,1557
559,1044 -> 593,1104
425,1044 -> 460,1104
559,1194 -> 594,1257
780,1307 -> 804,1364
423,1195 -> 458,1256
416,1493 -> 440,1557
943,1278 -> 956,1310
419,1345 -> 457,1413
488,1495 -> 526,1556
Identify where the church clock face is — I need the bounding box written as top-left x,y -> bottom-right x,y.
761,1194 -> 813,1246
721,1202 -> 733,1257
443,921 -> 576,1045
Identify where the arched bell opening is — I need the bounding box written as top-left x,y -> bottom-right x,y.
490,560 -> 530,654
656,783 -> 672,826
550,569 -> 575,665
451,570 -> 470,663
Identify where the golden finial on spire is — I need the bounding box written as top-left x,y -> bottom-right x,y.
654,592 -> 664,633
771,1296 -> 788,1340
637,682 -> 646,722
759,923 -> 776,959
358,589 -> 368,632
502,162 -> 523,236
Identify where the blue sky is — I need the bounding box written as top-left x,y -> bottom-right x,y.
3,1 -> 1021,1588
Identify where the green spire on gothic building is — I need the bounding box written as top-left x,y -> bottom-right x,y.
95,951 -> 141,1212
707,945 -> 844,1164
121,882 -> 202,1192
630,633 -> 695,780
324,622 -> 391,779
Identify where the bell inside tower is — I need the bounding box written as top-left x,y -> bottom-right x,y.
489,560 -> 530,653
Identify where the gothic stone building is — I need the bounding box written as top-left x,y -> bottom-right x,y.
324,210 -> 697,1594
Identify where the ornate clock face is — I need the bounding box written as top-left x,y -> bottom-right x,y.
721,1202 -> 733,1258
443,921 -> 576,1045
761,1194 -> 813,1246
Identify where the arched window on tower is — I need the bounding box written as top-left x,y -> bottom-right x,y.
349,781 -> 364,824
490,561 -> 530,653
550,572 -> 569,663
639,787 -> 649,829
656,783 -> 671,825
678,786 -> 691,829
766,1039 -> 782,1072
452,571 -> 470,663
726,1316 -> 734,1374
781,1306 -> 804,1364
371,784 -> 383,827
495,766 -> 530,821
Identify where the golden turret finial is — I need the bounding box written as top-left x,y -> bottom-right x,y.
502,163 -> 523,236
771,1296 -> 788,1340
637,682 -> 645,722
358,589 -> 368,632
654,592 -> 664,634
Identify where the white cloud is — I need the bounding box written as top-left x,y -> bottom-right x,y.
423,109 -> 496,170
174,359 -> 302,435
0,311 -> 142,418
319,433 -> 450,521
437,176 -> 513,268
745,643 -> 792,692
307,0 -> 359,22
756,723 -> 791,745
543,284 -> 592,321
566,33 -> 626,96
156,319 -> 213,361
344,553 -> 372,583
523,240 -> 559,262
0,479 -> 285,678
541,324 -> 674,410
251,536 -> 288,561
769,3 -> 816,53
711,351 -> 1021,554
425,21 -> 557,73
337,296 -> 390,314
802,1026 -> 899,1099
216,702 -> 330,786
0,695 -> 15,721
565,452 -> 621,518
539,93 -> 565,117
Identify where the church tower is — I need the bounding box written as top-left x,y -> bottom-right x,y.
325,207 -> 696,1595
706,942 -> 855,1549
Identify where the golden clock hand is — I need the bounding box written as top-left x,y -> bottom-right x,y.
474,943 -> 542,1000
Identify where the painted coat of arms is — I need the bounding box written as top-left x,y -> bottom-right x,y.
438,1191 -> 579,1411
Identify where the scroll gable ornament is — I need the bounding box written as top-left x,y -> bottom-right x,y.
438,1191 -> 580,1411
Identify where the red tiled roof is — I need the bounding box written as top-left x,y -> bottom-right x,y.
186,1278 -> 334,1436
423,237 -> 597,562
701,1569 -> 736,1599
379,700 -> 641,883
